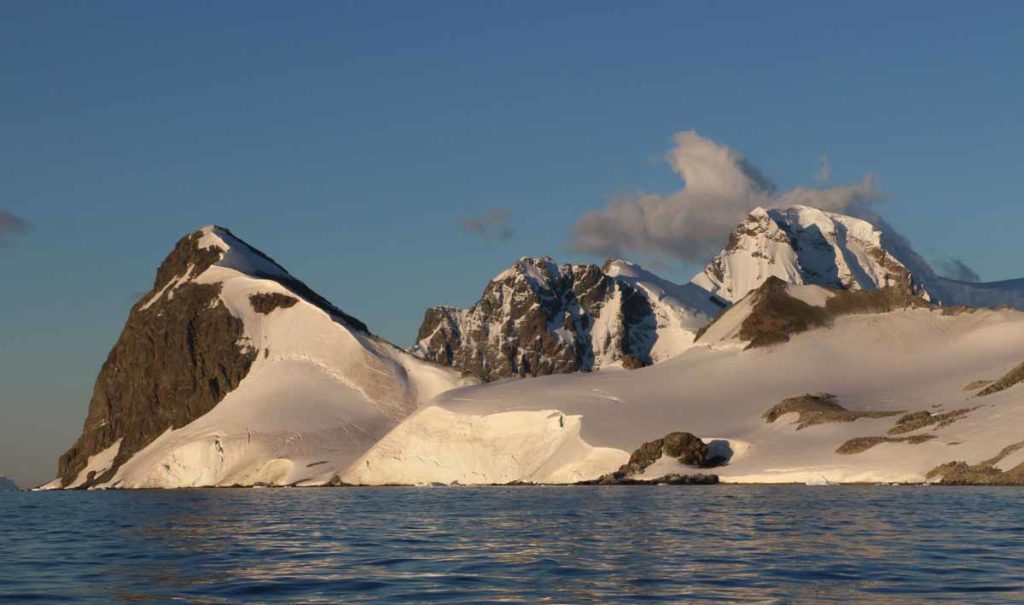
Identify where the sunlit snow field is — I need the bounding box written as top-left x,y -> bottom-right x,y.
3,486 -> 1024,603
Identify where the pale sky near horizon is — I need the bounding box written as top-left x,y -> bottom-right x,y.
2,1 -> 1023,487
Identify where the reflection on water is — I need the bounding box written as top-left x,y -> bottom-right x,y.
2,486 -> 1024,603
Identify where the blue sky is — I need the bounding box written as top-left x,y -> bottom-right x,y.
2,1 -> 1022,486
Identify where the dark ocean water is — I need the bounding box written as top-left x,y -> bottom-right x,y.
2,486 -> 1024,604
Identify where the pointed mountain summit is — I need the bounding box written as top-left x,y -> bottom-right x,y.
692,205 -> 1024,310
51,226 -> 470,489
692,206 -> 917,304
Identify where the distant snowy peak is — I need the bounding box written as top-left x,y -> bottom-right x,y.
414,256 -> 720,380
692,206 -> 916,303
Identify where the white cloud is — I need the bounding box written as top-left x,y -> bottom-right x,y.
569,132 -> 881,263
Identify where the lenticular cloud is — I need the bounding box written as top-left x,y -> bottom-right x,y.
569,131 -> 880,263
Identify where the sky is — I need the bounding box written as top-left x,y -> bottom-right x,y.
2,1 -> 1023,487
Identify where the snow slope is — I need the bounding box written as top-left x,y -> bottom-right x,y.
80,226 -> 472,489
354,303 -> 1024,485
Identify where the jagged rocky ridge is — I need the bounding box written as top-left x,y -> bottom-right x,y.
417,204 -> 1024,381
414,257 -> 722,381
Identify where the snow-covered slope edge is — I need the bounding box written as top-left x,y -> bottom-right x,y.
354,299 -> 1024,485
49,226 -> 472,489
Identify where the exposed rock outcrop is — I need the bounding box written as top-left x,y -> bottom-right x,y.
836,434 -> 936,455
249,292 -> 299,314
763,393 -> 899,430
697,276 -> 943,350
887,408 -> 975,435
414,258 -> 661,381
618,431 -> 709,476
579,473 -> 719,486
927,441 -> 1024,485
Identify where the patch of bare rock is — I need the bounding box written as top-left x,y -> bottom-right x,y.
887,408 -> 976,435
927,441 -> 1024,485
763,393 -> 899,430
582,431 -> 720,485
836,435 -> 936,455
249,292 -> 299,314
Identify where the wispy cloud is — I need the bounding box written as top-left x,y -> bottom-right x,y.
934,258 -> 981,283
460,209 -> 514,242
816,154 -> 832,183
569,132 -> 880,263
0,210 -> 30,247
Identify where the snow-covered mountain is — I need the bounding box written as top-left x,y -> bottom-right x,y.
46,205 -> 1024,489
692,204 -> 1024,309
692,205 -> 918,303
48,226 -> 472,489
0,476 -> 19,492
413,257 -> 722,380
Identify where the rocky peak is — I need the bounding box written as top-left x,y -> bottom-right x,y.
692,205 -> 916,303
145,225 -> 368,332
414,257 -> 720,381
415,256 -> 637,381
56,225 -> 370,489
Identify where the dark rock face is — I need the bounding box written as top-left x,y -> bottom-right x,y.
836,434 -> 935,455
249,292 -> 299,314
58,275 -> 256,488
414,257 -> 657,381
56,230 -> 264,488
618,431 -> 709,476
56,287 -> 253,488
887,408 -> 975,435
762,393 -> 898,430
736,277 -> 832,348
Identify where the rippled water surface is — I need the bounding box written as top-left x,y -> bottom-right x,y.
3,486 -> 1024,603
